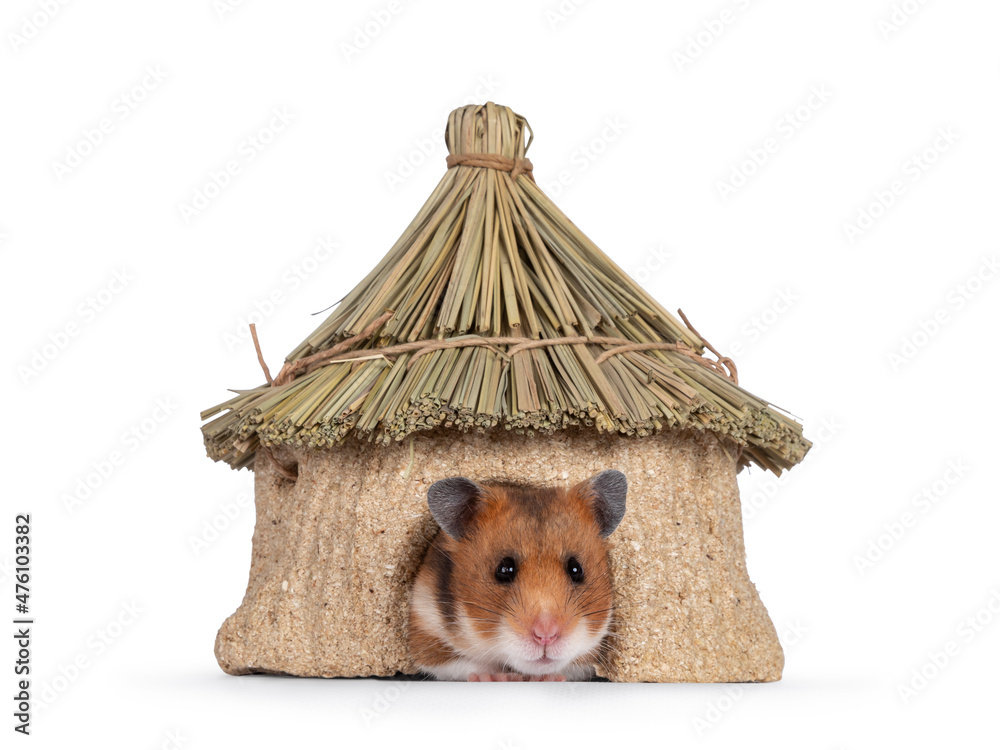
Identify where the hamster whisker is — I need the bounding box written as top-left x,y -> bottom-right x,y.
572,589 -> 613,612
608,597 -> 651,611
591,647 -> 621,675
457,601 -> 505,618
577,606 -> 616,618
473,637 -> 520,671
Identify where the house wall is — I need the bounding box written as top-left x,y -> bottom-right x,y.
214,427 -> 784,681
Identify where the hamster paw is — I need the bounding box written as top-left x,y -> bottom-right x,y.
468,673 -> 530,682
468,673 -> 566,682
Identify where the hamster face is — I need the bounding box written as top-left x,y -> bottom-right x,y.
454,485 -> 613,674
409,472 -> 627,680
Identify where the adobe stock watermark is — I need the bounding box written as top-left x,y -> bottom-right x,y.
223,235 -> 339,353
51,65 -> 168,182
743,417 -> 842,522
887,253 -> 997,372
545,0 -> 589,30
842,127 -> 959,244
7,0 -> 72,53
188,486 -> 253,556
630,245 -> 671,286
383,74 -> 501,192
340,0 -> 405,64
727,288 -> 798,358
777,618 -> 810,650
152,730 -> 189,750
878,0 -> 931,40
360,681 -> 411,725
61,397 -> 179,514
213,0 -> 248,20
853,459 -> 970,575
33,600 -> 144,713
17,268 -> 134,384
897,588 -> 1000,706
672,0 -> 755,72
177,106 -> 295,223
542,116 -> 627,198
692,618 -> 808,736
716,85 -> 833,201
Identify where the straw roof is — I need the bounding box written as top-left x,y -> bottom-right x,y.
201,103 -> 811,474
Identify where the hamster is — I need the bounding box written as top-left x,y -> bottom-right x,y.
407,470 -> 627,681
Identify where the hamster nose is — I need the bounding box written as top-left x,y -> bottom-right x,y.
531,615 -> 561,645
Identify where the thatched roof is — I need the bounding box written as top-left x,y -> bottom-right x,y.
201,103 -> 810,474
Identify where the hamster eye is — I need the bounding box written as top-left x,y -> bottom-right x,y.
495,557 -> 518,584
566,557 -> 584,584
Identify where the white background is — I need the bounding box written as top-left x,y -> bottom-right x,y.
3,0 -> 998,747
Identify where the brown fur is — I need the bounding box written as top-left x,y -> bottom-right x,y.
408,478 -> 616,677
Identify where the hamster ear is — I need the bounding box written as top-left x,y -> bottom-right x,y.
580,470 -> 627,537
427,477 -> 483,540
